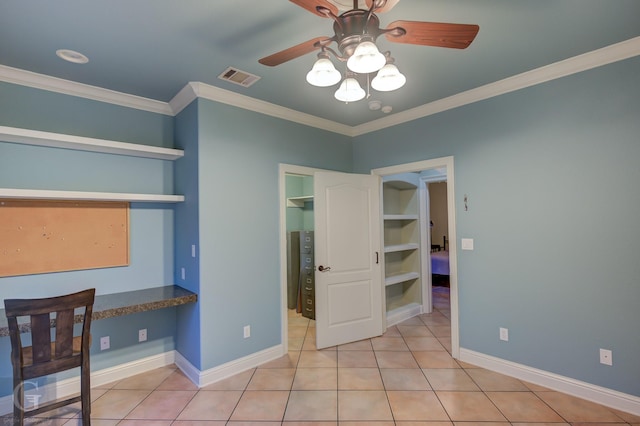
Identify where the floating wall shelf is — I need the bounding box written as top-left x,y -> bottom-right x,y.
0,126 -> 184,160
0,188 -> 185,203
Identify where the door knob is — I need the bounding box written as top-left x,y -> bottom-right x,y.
318,265 -> 331,272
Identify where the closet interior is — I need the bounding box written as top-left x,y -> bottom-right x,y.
285,174 -> 315,319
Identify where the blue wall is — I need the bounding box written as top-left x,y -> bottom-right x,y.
352,56 -> 640,396
186,99 -> 352,370
173,100 -> 201,367
0,84 -> 180,396
0,82 -> 173,147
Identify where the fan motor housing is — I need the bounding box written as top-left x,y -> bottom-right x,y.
334,9 -> 382,57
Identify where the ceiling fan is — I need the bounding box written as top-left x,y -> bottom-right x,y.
259,0 -> 479,102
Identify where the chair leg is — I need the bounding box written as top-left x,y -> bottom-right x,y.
81,367 -> 91,426
13,379 -> 24,426
12,408 -> 23,426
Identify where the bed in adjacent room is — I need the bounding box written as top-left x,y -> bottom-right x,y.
430,236 -> 450,286
431,250 -> 450,275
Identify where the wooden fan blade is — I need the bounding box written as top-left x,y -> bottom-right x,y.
289,0 -> 338,17
365,0 -> 400,13
259,37 -> 329,67
385,20 -> 479,49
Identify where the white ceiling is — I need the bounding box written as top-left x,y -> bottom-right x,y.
1,0 -> 639,128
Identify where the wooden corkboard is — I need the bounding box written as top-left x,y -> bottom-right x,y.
0,199 -> 129,277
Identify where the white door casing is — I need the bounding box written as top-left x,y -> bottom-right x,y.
372,157 -> 459,358
314,171 -> 384,349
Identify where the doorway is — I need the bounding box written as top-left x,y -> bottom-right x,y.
372,156 -> 458,357
279,157 -> 459,358
279,164 -> 325,354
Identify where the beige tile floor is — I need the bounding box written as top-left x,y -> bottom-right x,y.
9,288 -> 640,425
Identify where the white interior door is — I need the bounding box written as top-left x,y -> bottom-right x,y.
314,171 -> 383,349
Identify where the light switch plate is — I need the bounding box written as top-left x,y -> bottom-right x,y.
461,238 -> 474,250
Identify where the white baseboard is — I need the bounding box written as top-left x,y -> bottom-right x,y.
0,351 -> 177,415
4,346 -> 636,418
460,348 -> 640,416
175,344 -> 284,388
386,303 -> 423,328
0,344 -> 286,415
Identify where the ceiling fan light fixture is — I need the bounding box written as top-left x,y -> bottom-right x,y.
334,77 -> 366,102
259,2 -> 480,110
371,63 -> 406,92
306,57 -> 342,87
346,40 -> 386,74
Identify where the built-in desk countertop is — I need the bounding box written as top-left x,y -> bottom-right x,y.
0,285 -> 197,337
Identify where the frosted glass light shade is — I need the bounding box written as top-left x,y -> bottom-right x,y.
347,41 -> 386,74
334,77 -> 366,102
371,63 -> 406,92
306,58 -> 342,87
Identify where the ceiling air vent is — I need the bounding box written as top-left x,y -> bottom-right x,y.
218,67 -> 261,88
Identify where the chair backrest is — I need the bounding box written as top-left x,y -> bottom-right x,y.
4,288 -> 95,380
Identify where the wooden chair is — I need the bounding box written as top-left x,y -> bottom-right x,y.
4,288 -> 95,426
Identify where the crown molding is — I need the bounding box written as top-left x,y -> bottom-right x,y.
168,83 -> 198,115
0,64 -> 174,116
353,36 -> 640,136
1,36 -> 638,135
170,82 -> 354,136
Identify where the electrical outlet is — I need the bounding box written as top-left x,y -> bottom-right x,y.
181,267 -> 185,280
100,336 -> 110,350
600,348 -> 613,366
499,327 -> 509,341
139,328 -> 148,342
243,325 -> 251,339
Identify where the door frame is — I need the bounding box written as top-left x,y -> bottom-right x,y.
419,172 -> 449,315
419,176 -> 432,315
279,163 -> 332,354
372,156 -> 460,358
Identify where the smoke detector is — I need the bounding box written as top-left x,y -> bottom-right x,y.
368,100 -> 382,111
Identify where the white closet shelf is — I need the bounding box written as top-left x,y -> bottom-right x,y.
384,243 -> 419,253
383,214 -> 419,221
0,126 -> 184,160
287,195 -> 313,208
385,271 -> 420,287
0,188 -> 184,203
